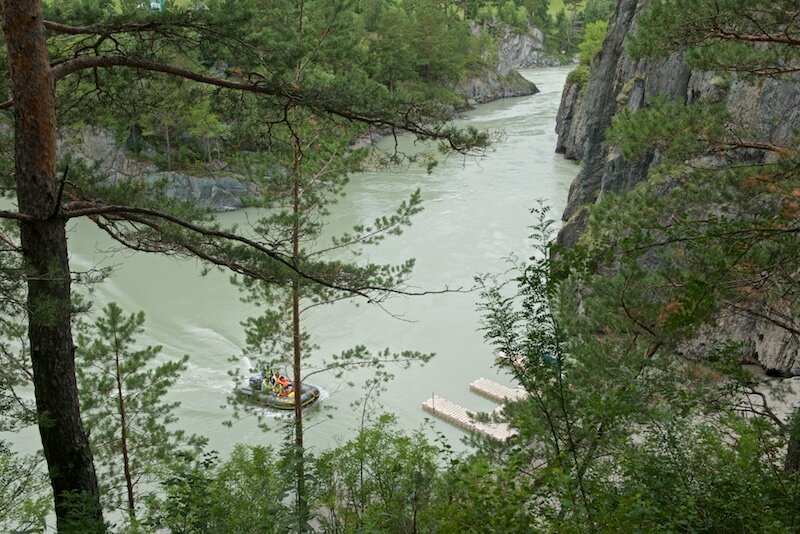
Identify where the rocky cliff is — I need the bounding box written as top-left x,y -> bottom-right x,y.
554,0 -> 800,375
456,22 -> 558,104
554,72 -> 587,160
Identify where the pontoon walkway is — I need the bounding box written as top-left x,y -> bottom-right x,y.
422,377 -> 525,442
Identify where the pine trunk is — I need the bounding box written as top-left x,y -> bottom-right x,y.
785,410 -> 800,473
115,350 -> 136,518
291,142 -> 308,531
292,279 -> 308,531
1,1 -> 104,530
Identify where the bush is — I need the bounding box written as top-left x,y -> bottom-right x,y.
566,64 -> 589,86
578,20 -> 608,65
315,414 -> 441,533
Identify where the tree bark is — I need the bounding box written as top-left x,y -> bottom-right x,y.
1,0 -> 104,530
115,345 -> 136,519
785,409 -> 800,473
291,140 -> 309,531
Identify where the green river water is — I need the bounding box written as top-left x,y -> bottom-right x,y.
13,66 -> 577,455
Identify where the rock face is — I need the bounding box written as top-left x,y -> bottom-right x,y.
554,0 -> 800,375
457,68 -> 539,105
556,0 -> 692,222
146,173 -> 256,211
456,22 -> 558,104
680,310 -> 800,377
60,128 -> 254,211
491,23 -> 560,70
554,76 -> 587,160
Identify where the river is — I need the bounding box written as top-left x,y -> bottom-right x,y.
13,66 -> 577,455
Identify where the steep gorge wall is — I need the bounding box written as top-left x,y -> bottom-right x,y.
554,0 -> 800,375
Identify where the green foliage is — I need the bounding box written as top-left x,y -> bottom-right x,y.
0,447 -> 49,533
606,96 -> 730,162
400,0 -> 477,84
548,7 -> 574,54
0,225 -> 50,532
474,202 -> 800,531
0,223 -> 35,430
597,420 -> 800,532
427,454 -> 535,532
144,447 -> 296,533
143,415 -> 462,533
143,452 -> 218,533
497,1 -> 529,29
545,0 -> 612,58
46,0 -> 489,170
577,20 -> 606,65
565,64 -> 588,86
76,303 -> 205,520
628,0 -> 800,77
520,0 -> 550,28
582,0 -> 613,24
315,414 -> 441,532
475,5 -> 497,22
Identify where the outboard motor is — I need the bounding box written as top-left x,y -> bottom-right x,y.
249,375 -> 263,390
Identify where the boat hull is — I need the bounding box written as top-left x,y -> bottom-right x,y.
236,382 -> 321,410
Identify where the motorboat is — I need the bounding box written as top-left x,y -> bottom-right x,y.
236,372 -> 320,410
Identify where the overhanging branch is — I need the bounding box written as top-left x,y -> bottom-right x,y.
66,201 -> 458,298
43,19 -> 194,36
0,210 -> 33,222
50,55 -> 480,152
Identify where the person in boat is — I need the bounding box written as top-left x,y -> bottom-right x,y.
272,373 -> 282,396
260,370 -> 270,393
273,372 -> 292,397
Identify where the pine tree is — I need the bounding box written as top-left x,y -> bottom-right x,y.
76,303 -> 205,523
229,57 -> 433,530
603,0 -> 800,469
479,202 -> 800,530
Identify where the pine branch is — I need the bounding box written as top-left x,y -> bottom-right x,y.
70,201 -> 461,299
0,211 -> 32,222
43,19 -> 201,36
49,55 -> 482,153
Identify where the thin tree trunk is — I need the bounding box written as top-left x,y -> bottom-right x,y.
292,5 -> 308,528
785,409 -> 800,473
163,112 -> 171,171
1,1 -> 104,530
291,138 -> 308,531
114,345 -> 136,519
292,278 -> 307,531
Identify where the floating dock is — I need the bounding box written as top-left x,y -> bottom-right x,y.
422,395 -> 516,442
469,377 -> 526,403
422,377 -> 525,442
